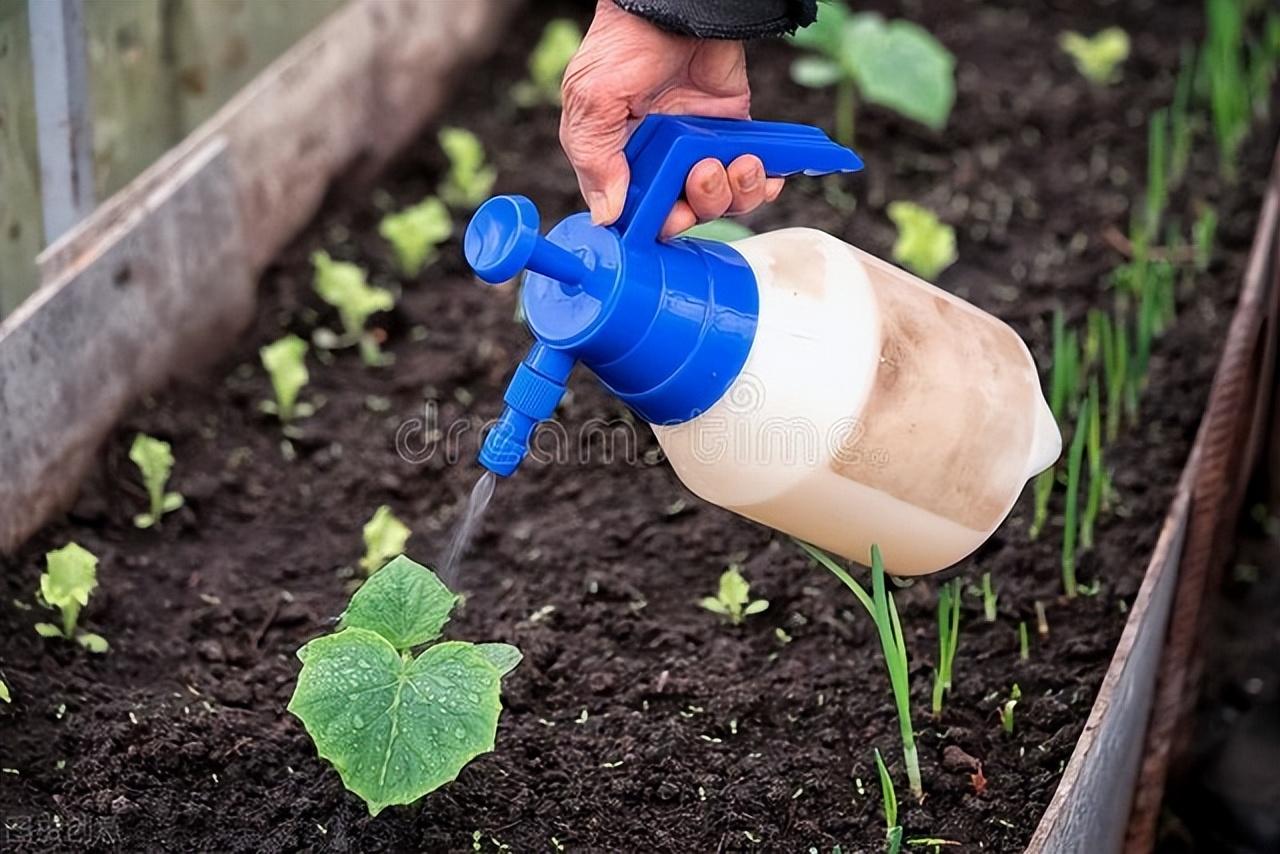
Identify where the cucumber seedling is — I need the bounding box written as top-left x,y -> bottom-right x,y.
699,565 -> 768,626
379,197 -> 452,278
129,434 -> 183,529
289,555 -> 521,816
439,127 -> 497,211
361,505 -> 412,576
931,579 -> 961,716
788,0 -> 954,146
799,541 -> 922,800
34,543 -> 108,653
887,202 -> 957,281
259,334 -> 313,424
874,747 -> 904,854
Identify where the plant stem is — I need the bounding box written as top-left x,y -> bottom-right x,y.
836,78 -> 857,147
1082,379 -> 1103,549
1035,600 -> 1050,638
931,579 -> 961,716
981,573 -> 997,623
1062,393 -> 1089,598
1018,621 -> 1030,661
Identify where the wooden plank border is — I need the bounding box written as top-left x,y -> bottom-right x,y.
0,0 -> 519,553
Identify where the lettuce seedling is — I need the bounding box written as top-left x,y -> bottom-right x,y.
439,128 -> 497,211
289,555 -> 520,816
699,565 -> 768,625
888,202 -> 957,281
379,197 -> 452,278
874,748 -> 903,854
312,251 -> 395,366
361,505 -> 412,576
34,543 -> 108,653
1058,28 -> 1130,84
512,18 -> 582,107
259,334 -> 312,423
789,2 -> 954,145
129,434 -> 184,529
682,219 -> 755,243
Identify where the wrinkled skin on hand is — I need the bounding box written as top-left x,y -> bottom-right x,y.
560,0 -> 784,238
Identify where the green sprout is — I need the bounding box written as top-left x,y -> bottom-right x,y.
999,684 -> 1022,734
887,202 -> 957,281
0,679 -> 9,704
1058,28 -> 1130,84
1018,621 -> 1030,662
129,434 -> 183,529
683,219 -> 755,242
34,543 -> 108,653
512,18 -> 582,107
259,334 -> 312,423
289,555 -> 520,815
379,197 -> 452,278
1035,600 -> 1050,638
1192,206 -> 1218,272
312,251 -> 395,366
799,542 -> 921,800
1100,311 -> 1130,442
931,579 -> 961,717
788,1 -> 955,145
874,748 -> 903,854
1170,45 -> 1197,187
980,572 -> 997,623
439,127 -> 497,210
1144,108 -> 1170,243
1081,380 -> 1105,550
699,565 -> 769,625
1031,310 -> 1074,539
1062,392 -> 1090,598
1205,0 -> 1250,180
360,505 -> 412,576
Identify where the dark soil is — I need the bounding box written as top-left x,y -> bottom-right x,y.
2,0 -> 1278,851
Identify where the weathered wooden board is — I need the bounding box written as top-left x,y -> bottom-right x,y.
0,0 -> 518,552
0,0 -> 44,318
0,138 -> 249,550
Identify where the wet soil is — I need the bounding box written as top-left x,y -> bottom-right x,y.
2,0 -> 1278,851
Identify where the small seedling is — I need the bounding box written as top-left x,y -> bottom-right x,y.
1081,380 -> 1105,549
34,543 -> 108,653
259,334 -> 313,423
379,197 -> 452,277
289,555 -> 520,815
931,579 -> 961,716
874,748 -> 903,854
512,18 -> 582,107
1143,108 -> 1170,243
1204,0 -> 1250,181
980,572 -> 997,623
1018,621 -> 1030,661
129,434 -> 183,529
788,1 -> 955,145
1192,206 -> 1218,272
360,505 -> 411,576
887,202 -> 957,281
1058,28 -> 1130,84
800,542 -> 921,799
699,565 -> 769,625
1035,600 -> 1050,639
1000,684 -> 1022,734
439,127 -> 497,211
312,251 -> 395,366
1170,46 -> 1197,187
683,219 -> 755,242
1062,393 -> 1090,598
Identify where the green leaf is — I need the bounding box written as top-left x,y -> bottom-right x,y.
288,630 -> 503,816
474,643 -> 522,677
0,679 -> 10,703
439,128 -> 497,210
39,543 -> 98,638
789,56 -> 844,89
682,219 -> 755,242
516,18 -> 582,107
844,14 -> 956,131
874,747 -> 898,830
743,599 -> 769,616
129,434 -> 180,524
76,632 -> 109,654
699,597 -> 729,616
162,493 -> 184,513
718,566 -> 752,609
359,506 -> 413,576
260,334 -> 310,423
887,201 -> 957,280
1059,28 -> 1130,85
343,555 -> 456,650
379,197 -> 453,278
311,251 -> 395,340
34,622 -> 63,639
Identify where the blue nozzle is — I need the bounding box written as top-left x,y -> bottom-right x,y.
466,195 -> 591,287
478,343 -> 575,476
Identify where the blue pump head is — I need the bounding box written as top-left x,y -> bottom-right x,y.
463,115 -> 862,477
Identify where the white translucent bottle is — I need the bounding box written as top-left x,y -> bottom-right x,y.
654,228 -> 1062,576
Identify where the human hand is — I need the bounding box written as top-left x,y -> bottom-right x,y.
560,0 -> 784,238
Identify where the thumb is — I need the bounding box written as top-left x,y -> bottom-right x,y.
560,74 -> 632,225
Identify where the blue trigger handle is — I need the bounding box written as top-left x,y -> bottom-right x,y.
615,115 -> 864,244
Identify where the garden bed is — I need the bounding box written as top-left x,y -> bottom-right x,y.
2,0 -> 1279,850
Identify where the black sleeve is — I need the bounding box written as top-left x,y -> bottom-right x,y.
612,0 -> 818,39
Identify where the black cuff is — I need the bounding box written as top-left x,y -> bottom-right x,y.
613,0 -> 818,39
